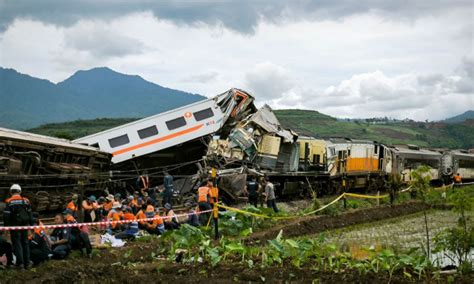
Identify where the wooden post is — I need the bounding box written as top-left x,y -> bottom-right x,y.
211,167 -> 218,240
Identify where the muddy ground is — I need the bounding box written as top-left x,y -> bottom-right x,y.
1,246 -> 472,283
1,202 -> 470,283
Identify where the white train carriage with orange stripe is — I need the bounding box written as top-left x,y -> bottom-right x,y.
74,88 -> 254,164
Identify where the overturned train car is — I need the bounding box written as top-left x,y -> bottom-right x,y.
0,128 -> 111,214
72,87 -> 474,203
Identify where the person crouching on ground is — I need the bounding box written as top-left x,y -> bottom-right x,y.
163,203 -> 180,230
144,206 -> 165,235
50,214 -> 71,260
0,231 -> 14,269
29,216 -> 52,265
115,207 -> 139,240
66,194 -> 79,218
107,202 -> 124,234
135,203 -> 148,230
64,210 -> 92,258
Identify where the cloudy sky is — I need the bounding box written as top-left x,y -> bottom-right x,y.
0,1 -> 472,120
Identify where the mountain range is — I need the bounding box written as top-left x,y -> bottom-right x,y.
0,67 -> 204,129
1,67 -> 472,130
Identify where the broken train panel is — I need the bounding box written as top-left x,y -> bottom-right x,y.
74,88 -> 255,164
72,88 -> 257,202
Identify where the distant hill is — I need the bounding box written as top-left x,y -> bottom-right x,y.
0,67 -> 205,129
28,109 -> 474,149
443,110 -> 474,123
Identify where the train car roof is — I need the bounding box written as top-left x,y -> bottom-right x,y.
0,127 -> 108,153
327,137 -> 375,144
388,145 -> 441,158
450,150 -> 474,160
74,88 -> 253,142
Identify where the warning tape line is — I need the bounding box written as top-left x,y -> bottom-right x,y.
0,209 -> 213,231
218,192 -> 390,220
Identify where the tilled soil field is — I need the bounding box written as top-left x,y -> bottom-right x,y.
1,202 -> 470,283
245,201 -> 431,243
2,246 -> 473,283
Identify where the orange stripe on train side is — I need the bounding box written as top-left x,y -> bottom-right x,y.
112,124 -> 204,156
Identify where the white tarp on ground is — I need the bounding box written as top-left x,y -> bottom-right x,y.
100,234 -> 126,247
248,105 -> 296,143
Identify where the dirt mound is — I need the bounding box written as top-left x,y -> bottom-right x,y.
3,258 -> 473,283
245,201 -> 430,243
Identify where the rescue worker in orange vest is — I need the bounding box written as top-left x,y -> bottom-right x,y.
144,206 -> 165,235
4,184 -> 34,269
197,180 -> 212,225
135,203 -> 148,230
29,217 -> 52,265
65,210 -> 92,258
107,202 -> 124,234
453,173 -> 462,184
66,194 -> 79,218
126,195 -> 138,215
116,207 -> 139,240
103,194 -> 114,213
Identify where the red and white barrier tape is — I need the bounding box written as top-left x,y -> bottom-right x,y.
0,209 -> 213,231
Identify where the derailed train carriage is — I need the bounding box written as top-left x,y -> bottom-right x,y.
0,128 -> 111,215
73,87 -> 473,203
4,88 -> 471,209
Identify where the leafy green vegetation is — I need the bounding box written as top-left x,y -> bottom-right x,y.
27,109 -> 473,149
28,117 -> 137,139
275,109 -> 474,149
433,187 -> 474,274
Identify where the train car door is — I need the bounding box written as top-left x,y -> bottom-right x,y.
337,150 -> 348,173
377,144 -> 384,170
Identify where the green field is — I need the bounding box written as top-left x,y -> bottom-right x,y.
27,109 -> 474,149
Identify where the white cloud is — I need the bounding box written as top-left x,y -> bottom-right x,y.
0,6 -> 472,120
244,62 -> 295,101
64,21 -> 145,58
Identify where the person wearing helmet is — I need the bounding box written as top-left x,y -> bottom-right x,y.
4,184 -> 34,269
144,206 -> 165,235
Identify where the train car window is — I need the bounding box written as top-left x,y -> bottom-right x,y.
347,150 -> 351,156
166,117 -> 187,130
329,147 -> 336,156
137,125 -> 159,139
313,154 -> 320,164
193,108 -> 214,121
459,159 -> 474,168
109,134 -> 130,148
374,146 -> 378,154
